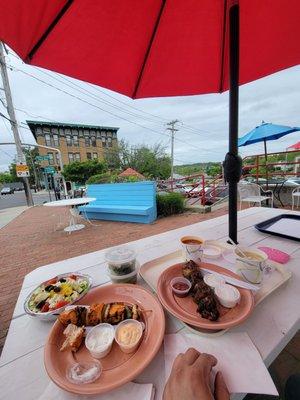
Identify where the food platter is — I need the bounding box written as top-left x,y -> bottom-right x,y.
44,284 -> 165,395
24,272 -> 92,321
157,262 -> 254,330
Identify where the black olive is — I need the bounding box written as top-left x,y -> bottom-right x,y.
45,285 -> 54,292
59,278 -> 66,283
36,300 -> 46,309
53,286 -> 61,293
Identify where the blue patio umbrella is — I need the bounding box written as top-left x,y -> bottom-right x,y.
238,122 -> 300,186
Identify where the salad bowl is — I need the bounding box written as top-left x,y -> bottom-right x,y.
24,273 -> 92,321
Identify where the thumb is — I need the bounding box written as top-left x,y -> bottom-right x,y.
214,371 -> 230,400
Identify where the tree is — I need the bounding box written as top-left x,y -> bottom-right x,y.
206,164 -> 222,177
8,147 -> 42,188
0,172 -> 14,183
62,159 -> 107,184
104,140 -> 171,179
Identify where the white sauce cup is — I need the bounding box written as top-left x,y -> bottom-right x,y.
85,323 -> 115,359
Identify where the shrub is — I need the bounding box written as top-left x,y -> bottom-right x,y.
86,172 -> 117,184
156,192 -> 185,217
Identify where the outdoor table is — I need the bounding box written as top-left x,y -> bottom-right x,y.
44,197 -> 96,233
0,207 -> 299,400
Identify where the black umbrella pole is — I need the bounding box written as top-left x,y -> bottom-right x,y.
228,4 -> 240,244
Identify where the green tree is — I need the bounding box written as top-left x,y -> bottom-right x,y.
104,141 -> 171,179
8,147 -> 42,187
62,159 -> 107,184
0,172 -> 14,183
206,164 -> 222,177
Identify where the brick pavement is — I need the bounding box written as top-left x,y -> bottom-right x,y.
0,205 -> 229,351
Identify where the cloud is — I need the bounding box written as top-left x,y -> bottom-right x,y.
0,50 -> 299,170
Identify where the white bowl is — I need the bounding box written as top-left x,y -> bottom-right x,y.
85,323 -> 115,359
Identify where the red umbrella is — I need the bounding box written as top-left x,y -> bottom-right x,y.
0,0 -> 299,241
288,142 -> 300,151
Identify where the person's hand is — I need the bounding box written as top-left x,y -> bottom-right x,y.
163,348 -> 230,400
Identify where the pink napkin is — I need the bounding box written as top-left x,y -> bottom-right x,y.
258,247 -> 290,264
164,332 -> 278,396
38,381 -> 155,400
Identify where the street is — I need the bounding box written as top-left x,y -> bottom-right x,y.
0,190 -> 52,210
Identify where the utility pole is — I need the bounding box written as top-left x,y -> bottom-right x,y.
0,42 -> 33,206
166,120 -> 179,191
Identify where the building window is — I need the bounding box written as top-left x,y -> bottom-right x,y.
91,137 -> 97,147
53,134 -> 59,146
68,153 -> 74,163
102,137 -> 107,147
85,137 -> 91,147
48,152 -> 54,165
107,137 -> 112,147
45,134 -> 52,146
73,135 -> 79,147
93,152 -> 98,159
86,152 -> 92,159
66,135 -> 72,146
75,153 -> 81,162
55,153 -> 60,164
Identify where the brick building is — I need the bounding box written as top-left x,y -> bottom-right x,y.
27,120 -> 119,169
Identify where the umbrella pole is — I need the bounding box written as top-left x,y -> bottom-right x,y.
228,4 -> 240,243
264,138 -> 269,190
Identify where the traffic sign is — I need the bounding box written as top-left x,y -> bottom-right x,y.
16,162 -> 30,177
44,166 -> 56,174
36,155 -> 50,161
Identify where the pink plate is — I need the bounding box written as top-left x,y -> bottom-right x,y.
157,262 -> 254,330
44,284 -> 165,395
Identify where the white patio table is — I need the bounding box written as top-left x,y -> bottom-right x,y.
44,197 -> 96,233
0,207 -> 299,400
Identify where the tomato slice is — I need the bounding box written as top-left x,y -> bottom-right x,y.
53,300 -> 69,310
41,303 -> 50,313
69,274 -> 77,280
46,277 -> 58,285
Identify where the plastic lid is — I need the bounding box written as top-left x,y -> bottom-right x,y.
66,361 -> 102,384
105,246 -> 136,265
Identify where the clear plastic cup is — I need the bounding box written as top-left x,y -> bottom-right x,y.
105,247 -> 136,276
85,323 -> 115,359
115,319 -> 143,354
108,268 -> 138,284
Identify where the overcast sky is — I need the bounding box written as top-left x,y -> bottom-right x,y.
0,48 -> 299,172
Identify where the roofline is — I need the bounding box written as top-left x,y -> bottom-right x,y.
26,120 -> 120,132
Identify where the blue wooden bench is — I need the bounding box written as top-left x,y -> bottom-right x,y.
79,181 -> 157,224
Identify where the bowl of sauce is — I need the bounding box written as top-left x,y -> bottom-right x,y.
85,323 -> 115,359
115,319 -> 143,354
170,277 -> 191,297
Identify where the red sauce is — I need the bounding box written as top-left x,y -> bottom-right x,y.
173,282 -> 189,291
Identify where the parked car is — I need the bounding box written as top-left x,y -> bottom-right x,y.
1,187 -> 14,195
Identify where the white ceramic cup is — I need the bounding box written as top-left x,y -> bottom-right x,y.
180,236 -> 204,262
235,247 -> 268,284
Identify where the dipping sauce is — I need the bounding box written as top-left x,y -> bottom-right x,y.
215,284 -> 240,308
173,282 -> 190,291
115,319 -> 143,354
85,323 -> 115,359
182,239 -> 203,245
170,277 -> 191,297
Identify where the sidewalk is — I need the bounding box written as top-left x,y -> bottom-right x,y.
0,206 -> 28,229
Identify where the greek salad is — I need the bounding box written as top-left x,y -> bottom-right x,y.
27,274 -> 90,313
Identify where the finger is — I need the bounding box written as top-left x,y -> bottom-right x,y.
214,371 -> 230,400
171,353 -> 184,371
193,352 -> 217,371
182,348 -> 200,365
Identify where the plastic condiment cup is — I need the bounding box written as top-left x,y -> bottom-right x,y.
115,319 -> 143,354
107,267 -> 138,284
105,246 -> 136,275
85,323 -> 115,359
203,273 -> 225,289
170,277 -> 191,297
215,284 -> 241,308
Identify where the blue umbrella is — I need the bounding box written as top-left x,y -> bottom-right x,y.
238,121 -> 300,187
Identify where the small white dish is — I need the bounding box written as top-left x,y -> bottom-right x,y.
85,323 -> 115,359
203,273 -> 225,289
203,244 -> 222,259
215,284 -> 241,308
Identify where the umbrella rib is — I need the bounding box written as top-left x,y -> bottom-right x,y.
27,0 -> 74,61
219,0 -> 228,92
132,0 -> 167,98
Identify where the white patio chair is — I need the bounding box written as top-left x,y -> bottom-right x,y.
238,182 -> 274,210
292,186 -> 300,210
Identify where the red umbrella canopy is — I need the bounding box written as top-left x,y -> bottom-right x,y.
0,0 -> 299,99
288,142 -> 300,150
